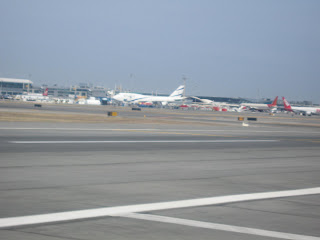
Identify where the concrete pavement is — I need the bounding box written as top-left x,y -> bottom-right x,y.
0,109 -> 320,239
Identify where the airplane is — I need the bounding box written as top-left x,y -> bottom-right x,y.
282,97 -> 320,116
17,88 -> 49,101
189,96 -> 215,105
112,85 -> 186,105
187,97 -> 246,112
240,96 -> 278,112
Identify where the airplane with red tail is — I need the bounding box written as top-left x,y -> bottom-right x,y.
282,97 -> 320,116
240,96 -> 278,112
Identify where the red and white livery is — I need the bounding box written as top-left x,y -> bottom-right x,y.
240,96 -> 278,112
282,97 -> 320,116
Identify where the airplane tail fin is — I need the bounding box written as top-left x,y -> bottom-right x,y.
169,85 -> 185,98
271,96 -> 278,106
282,97 -> 292,110
43,88 -> 48,96
267,96 -> 278,108
239,105 -> 247,112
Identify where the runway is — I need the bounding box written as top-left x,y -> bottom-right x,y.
1,111 -> 320,239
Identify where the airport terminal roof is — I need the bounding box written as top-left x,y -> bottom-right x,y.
0,78 -> 33,84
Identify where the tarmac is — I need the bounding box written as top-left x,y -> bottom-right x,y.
0,102 -> 320,239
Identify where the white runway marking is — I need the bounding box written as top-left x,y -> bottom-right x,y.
0,127 -> 320,134
2,128 -> 153,130
10,140 -> 279,144
0,187 -> 319,228
124,213 -> 320,240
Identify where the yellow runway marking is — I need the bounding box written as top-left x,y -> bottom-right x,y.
285,139 -> 320,144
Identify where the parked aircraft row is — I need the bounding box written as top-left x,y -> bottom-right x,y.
112,85 -> 278,112
112,85 -> 319,116
5,84 -> 319,115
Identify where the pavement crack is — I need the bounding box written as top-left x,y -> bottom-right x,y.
225,205 -> 320,220
12,229 -> 83,240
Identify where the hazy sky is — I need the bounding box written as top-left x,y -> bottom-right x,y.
1,0 -> 319,102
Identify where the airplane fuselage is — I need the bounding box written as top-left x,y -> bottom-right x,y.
289,106 -> 320,115
113,92 -> 184,104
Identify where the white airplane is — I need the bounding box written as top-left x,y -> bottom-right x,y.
188,97 -> 246,112
282,97 -> 320,116
19,88 -> 49,101
190,96 -> 214,105
112,85 -> 186,105
240,96 -> 278,112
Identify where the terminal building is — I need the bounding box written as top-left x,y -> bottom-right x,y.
0,78 -> 33,95
1,78 -> 111,100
